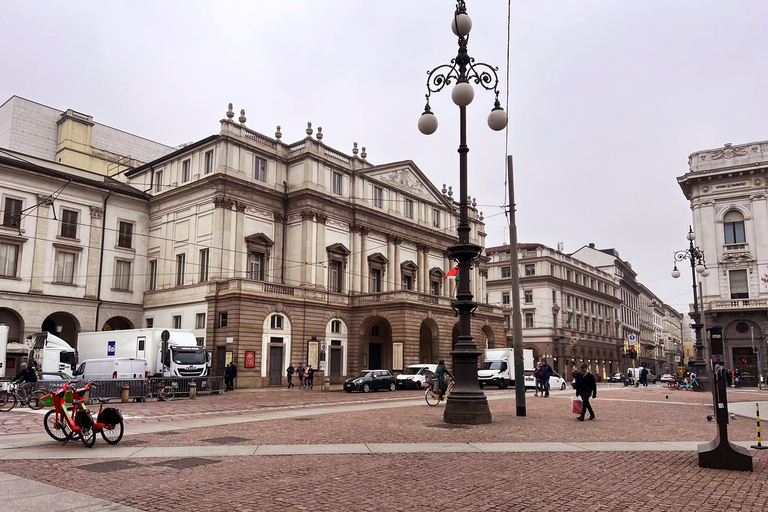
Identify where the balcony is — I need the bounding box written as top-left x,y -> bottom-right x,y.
702,298 -> 768,312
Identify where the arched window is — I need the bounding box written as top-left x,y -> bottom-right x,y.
723,210 -> 746,244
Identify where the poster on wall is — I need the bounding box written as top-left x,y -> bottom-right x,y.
308,341 -> 319,369
244,351 -> 255,368
393,342 -> 404,371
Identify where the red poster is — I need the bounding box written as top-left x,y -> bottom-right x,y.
245,351 -> 255,368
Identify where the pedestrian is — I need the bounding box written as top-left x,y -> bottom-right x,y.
306,364 -> 314,389
571,362 -> 579,389
11,362 -> 37,400
575,363 -> 597,421
639,365 -> 649,387
540,359 -> 553,397
534,362 -> 543,396
726,368 -> 732,387
435,359 -> 454,400
303,365 -> 311,389
297,363 -> 305,389
735,369 -> 741,388
286,363 -> 295,388
223,362 -> 233,391
228,362 -> 237,391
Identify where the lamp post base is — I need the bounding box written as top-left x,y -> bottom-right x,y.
444,395 -> 492,425
693,361 -> 711,393
698,435 -> 752,471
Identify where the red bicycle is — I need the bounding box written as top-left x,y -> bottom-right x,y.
42,381 -> 124,447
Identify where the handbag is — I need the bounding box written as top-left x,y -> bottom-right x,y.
571,395 -> 582,415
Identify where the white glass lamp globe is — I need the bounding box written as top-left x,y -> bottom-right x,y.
488,107 -> 507,131
695,263 -> 705,274
418,111 -> 438,135
452,82 -> 474,106
671,269 -> 681,279
451,13 -> 472,36
687,230 -> 696,241
701,268 -> 710,277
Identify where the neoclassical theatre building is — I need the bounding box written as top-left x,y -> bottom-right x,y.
0,96 -> 505,387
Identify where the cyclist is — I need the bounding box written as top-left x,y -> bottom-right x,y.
11,361 -> 38,400
435,359 -> 454,400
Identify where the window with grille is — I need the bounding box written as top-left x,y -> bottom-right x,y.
114,260 -> 131,290
61,209 -> 78,239
118,221 -> 133,249
2,198 -> 22,228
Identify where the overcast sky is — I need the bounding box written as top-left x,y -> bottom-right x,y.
2,0 -> 766,313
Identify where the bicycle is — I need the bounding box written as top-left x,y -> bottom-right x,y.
425,378 -> 454,406
144,380 -> 178,402
0,382 -> 47,412
42,381 -> 124,447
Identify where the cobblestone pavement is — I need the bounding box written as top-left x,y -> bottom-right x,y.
1,383 -> 767,511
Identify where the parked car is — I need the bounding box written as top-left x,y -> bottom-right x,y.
608,372 -> 624,383
660,373 -> 675,383
548,371 -> 568,391
396,364 -> 437,390
344,370 -> 396,393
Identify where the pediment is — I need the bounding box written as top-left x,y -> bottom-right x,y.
245,233 -> 274,246
368,252 -> 388,264
363,161 -> 452,207
401,260 -> 419,271
327,242 -> 351,255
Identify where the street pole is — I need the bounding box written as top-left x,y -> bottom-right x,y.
507,156 -> 526,417
417,0 -> 507,425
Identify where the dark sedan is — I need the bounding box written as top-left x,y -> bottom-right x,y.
344,370 -> 396,393
608,372 -> 624,383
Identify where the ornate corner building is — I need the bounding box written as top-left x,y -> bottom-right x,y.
678,141 -> 768,387
0,96 -> 505,386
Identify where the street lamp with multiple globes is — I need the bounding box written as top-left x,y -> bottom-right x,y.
671,226 -> 710,390
418,0 -> 507,424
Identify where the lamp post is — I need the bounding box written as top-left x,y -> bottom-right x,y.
671,226 -> 710,391
418,0 -> 506,425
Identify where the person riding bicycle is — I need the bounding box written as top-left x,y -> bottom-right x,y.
435,360 -> 454,400
11,361 -> 38,400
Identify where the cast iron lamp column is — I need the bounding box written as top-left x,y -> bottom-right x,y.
417,0 -> 507,424
671,226 -> 711,392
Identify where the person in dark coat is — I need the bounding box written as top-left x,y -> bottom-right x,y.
306,365 -> 315,389
229,362 -> 237,390
286,364 -> 295,388
639,365 -> 649,387
539,360 -> 553,397
575,363 -> 597,421
223,363 -> 232,391
297,363 -> 305,389
435,360 -> 454,400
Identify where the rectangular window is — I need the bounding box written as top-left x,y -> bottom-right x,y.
524,290 -> 533,303
502,292 -> 510,305
501,266 -> 511,278
219,312 -> 228,327
404,198 -> 414,219
117,221 -> 133,249
249,251 -> 265,281
566,270 -> 572,281
271,315 -> 283,329
525,312 -> 534,328
199,248 -> 210,282
552,290 -> 557,304
148,260 -> 158,291
431,280 -> 440,296
432,209 -> 440,228
176,253 -> 186,286
153,169 -> 164,193
403,275 -> 413,290
524,264 -> 535,276
576,298 -> 580,310
0,241 -> 19,277
173,315 -> 182,329
331,320 -> 342,333
2,197 -> 22,228
61,209 -> 78,239
370,268 -> 381,292
373,186 -> 383,208
329,260 -> 342,293
196,337 -> 205,347
332,172 -> 343,195
566,295 -> 572,308
504,314 -> 511,328
181,159 -> 191,182
205,150 -> 214,174
729,269 -> 749,299
591,302 -> 595,314
254,157 -> 267,182
146,318 -> 154,329
114,260 -> 131,290
55,251 -> 76,284
724,220 -> 746,244
195,313 -> 206,329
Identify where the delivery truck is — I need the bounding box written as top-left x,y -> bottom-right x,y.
77,328 -> 208,378
477,348 -> 534,389
29,332 -> 78,375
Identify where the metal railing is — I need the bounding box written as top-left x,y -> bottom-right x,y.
147,376 -> 226,397
34,376 -> 226,400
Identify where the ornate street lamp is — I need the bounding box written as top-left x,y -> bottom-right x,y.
418,0 -> 507,424
671,226 -> 710,391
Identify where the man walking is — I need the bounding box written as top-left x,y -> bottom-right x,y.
286,363 -> 295,388
540,359 -> 553,397
575,363 -> 597,421
639,365 -> 649,388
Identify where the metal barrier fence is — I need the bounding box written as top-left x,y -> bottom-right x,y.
34,376 -> 225,400
147,376 -> 226,397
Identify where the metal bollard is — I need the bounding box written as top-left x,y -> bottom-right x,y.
189,381 -> 197,399
751,403 -> 768,450
121,384 -> 130,403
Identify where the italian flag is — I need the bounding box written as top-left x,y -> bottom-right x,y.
445,266 -> 459,280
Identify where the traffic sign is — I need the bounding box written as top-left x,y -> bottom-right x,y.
628,334 -> 637,342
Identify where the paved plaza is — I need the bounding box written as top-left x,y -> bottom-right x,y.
1,383 -> 767,511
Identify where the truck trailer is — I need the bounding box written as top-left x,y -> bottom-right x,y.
77,328 -> 208,378
477,348 -> 534,389
29,332 -> 78,375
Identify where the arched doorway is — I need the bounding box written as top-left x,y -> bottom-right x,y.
100,316 -> 134,331
419,319 -> 438,364
359,316 -> 392,371
725,320 -> 762,387
41,312 -> 81,348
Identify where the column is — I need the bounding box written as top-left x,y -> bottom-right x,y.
273,212 -> 285,283
315,214 -> 327,289
393,237 -> 402,291
84,205 -> 104,299
360,226 -> 369,293
211,196 -> 232,280
29,194 -> 53,294
233,202 -> 246,277
386,235 -> 394,292
350,225 -> 361,293
300,210 -> 314,286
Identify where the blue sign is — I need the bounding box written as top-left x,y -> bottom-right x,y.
108,341 -> 116,356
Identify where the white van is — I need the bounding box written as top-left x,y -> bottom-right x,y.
73,357 -> 148,380
396,364 -> 438,390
